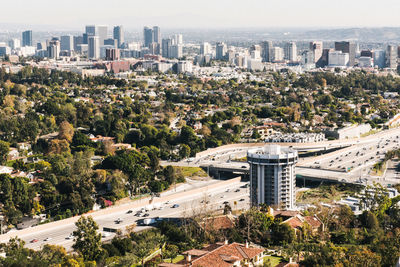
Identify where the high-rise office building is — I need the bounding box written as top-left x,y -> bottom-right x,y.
248,145 -> 298,210
105,48 -> 120,61
47,39 -> 60,59
73,36 -> 83,51
284,42 -> 297,62
88,36 -> 100,59
104,38 -> 117,47
85,25 -> 107,46
301,50 -> 315,65
60,35 -> 74,51
153,26 -> 161,44
328,51 -> 350,67
162,38 -> 173,58
8,39 -> 21,50
113,26 -> 124,48
272,47 -> 284,62
386,45 -> 398,69
319,48 -> 334,67
173,34 -> 183,45
360,50 -> 373,58
309,41 -> 323,63
200,42 -> 211,55
22,30 -> 33,47
335,41 -> 356,66
149,42 -> 161,55
169,44 -> 183,59
374,50 -> 386,69
85,25 -> 96,36
216,42 -> 227,60
144,27 -> 153,48
37,41 -> 46,51
97,25 -> 108,46
261,41 -> 273,62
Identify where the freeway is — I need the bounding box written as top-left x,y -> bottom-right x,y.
162,127 -> 400,186
0,178 -> 250,251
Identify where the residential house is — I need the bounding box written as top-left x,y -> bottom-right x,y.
159,241 -> 265,267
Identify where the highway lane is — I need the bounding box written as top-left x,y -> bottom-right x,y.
164,127 -> 400,186
7,180 -> 250,251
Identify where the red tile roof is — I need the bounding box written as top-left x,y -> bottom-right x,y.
180,242 -> 264,267
304,216 -> 322,229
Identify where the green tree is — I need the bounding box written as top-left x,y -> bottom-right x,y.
163,244 -> 179,263
179,144 -> 191,159
0,140 -> 10,164
72,216 -> 103,262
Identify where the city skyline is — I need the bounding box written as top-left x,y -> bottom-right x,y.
1,0 -> 400,29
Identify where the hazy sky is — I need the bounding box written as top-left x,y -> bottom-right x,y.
2,0 -> 400,30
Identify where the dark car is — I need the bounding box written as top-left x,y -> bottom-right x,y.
172,204 -> 180,208
127,210 -> 133,214
239,198 -> 245,202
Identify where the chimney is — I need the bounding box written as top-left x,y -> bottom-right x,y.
224,239 -> 228,245
245,240 -> 249,248
186,254 -> 192,263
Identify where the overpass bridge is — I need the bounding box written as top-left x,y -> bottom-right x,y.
201,163 -> 350,184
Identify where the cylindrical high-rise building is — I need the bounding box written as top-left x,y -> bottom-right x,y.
247,145 -> 298,210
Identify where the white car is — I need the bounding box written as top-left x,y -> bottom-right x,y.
44,237 -> 52,241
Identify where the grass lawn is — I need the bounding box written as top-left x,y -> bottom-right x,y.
163,255 -> 184,263
174,166 -> 208,178
264,256 -> 282,266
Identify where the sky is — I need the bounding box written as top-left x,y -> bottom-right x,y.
1,0 -> 400,30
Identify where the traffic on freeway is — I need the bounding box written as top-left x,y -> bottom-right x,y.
4,180 -> 250,251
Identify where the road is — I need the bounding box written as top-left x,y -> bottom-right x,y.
162,127 -> 400,186
0,178 -> 250,251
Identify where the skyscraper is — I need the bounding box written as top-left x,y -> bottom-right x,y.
248,145 -> 298,210
22,30 -> 32,47
113,26 -> 124,48
261,41 -> 273,62
386,45 -> 398,69
73,36 -> 84,51
169,44 -> 183,59
200,42 -> 211,55
60,35 -> 74,51
272,47 -> 284,62
153,26 -> 161,44
216,42 -> 227,60
8,39 -> 21,50
335,41 -> 356,66
85,25 -> 96,37
374,50 -> 386,69
97,25 -> 108,46
309,41 -> 323,63
173,34 -> 183,45
47,39 -> 60,59
85,25 -> 107,46
284,42 -> 297,62
144,27 -> 153,48
88,36 -> 100,59
162,38 -> 173,58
